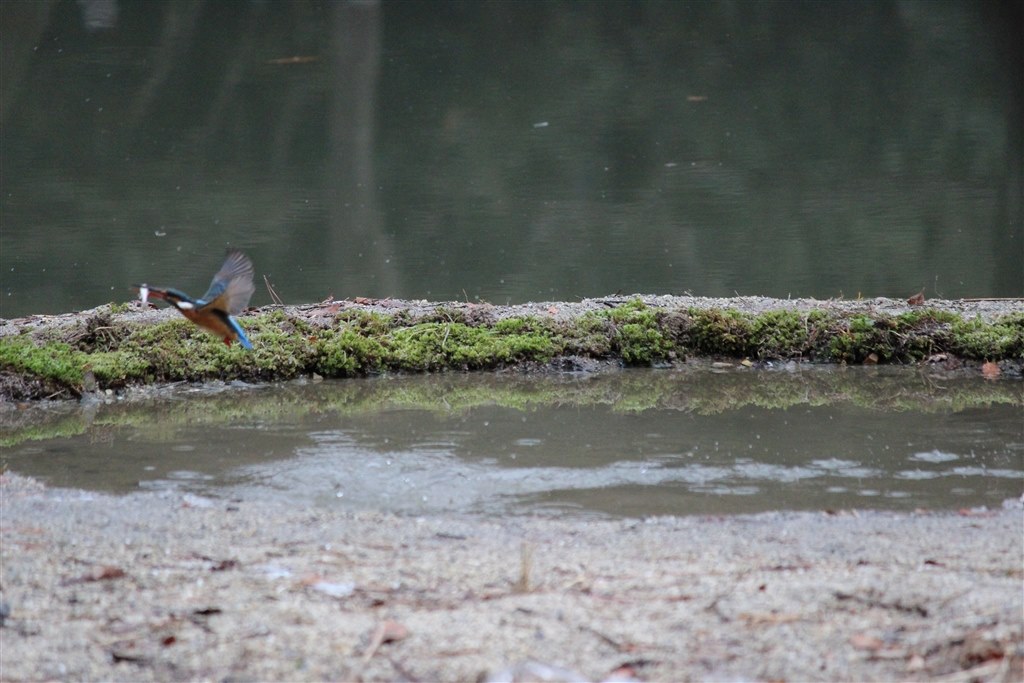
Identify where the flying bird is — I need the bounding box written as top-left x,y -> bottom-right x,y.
136,249 -> 256,349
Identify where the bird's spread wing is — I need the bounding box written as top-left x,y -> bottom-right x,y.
199,250 -> 255,315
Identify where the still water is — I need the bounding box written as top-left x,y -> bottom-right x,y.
2,2 -> 1021,318
3,368 -> 1021,518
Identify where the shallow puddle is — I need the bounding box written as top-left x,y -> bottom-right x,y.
3,367 -> 1021,517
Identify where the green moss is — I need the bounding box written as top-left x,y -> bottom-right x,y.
0,335 -> 85,389
1,299 -> 1022,401
603,299 -> 649,323
827,314 -> 880,362
129,318 -> 201,347
822,309 -> 1020,364
234,313 -> 318,378
89,350 -> 153,386
951,314 -> 1024,360
889,310 -> 959,360
594,300 -> 675,365
749,310 -> 814,359
317,327 -> 388,376
388,321 -> 557,371
688,308 -> 752,357
615,322 -> 673,364
565,313 -> 615,357
334,310 -> 395,336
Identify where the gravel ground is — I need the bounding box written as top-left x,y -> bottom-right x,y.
2,472 -> 1021,682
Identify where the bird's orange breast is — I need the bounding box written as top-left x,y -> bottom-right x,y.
180,308 -> 236,341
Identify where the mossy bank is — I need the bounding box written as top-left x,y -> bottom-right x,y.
1,295 -> 1021,400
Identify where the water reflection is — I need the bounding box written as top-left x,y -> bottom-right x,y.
2,2 -> 1020,317
2,368 -> 1021,518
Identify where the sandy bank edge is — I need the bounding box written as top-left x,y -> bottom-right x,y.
1,473 -> 1021,682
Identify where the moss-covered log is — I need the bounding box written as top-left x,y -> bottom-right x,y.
1,295 -> 1021,400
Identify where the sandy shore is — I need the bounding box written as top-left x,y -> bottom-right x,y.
1,472 -> 1021,682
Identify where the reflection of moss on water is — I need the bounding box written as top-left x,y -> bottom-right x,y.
2,368 -> 1021,447
0,412 -> 88,448
1,299 -> 1021,400
604,367 -> 1024,415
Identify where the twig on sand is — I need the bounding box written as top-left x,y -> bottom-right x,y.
361,620 -> 409,664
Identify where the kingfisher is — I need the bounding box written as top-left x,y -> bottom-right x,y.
135,249 -> 256,349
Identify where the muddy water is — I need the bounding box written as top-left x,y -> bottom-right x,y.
3,367 -> 1021,517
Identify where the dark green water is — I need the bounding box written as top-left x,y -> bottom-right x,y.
3,369 -> 1021,518
2,1 -> 1021,317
